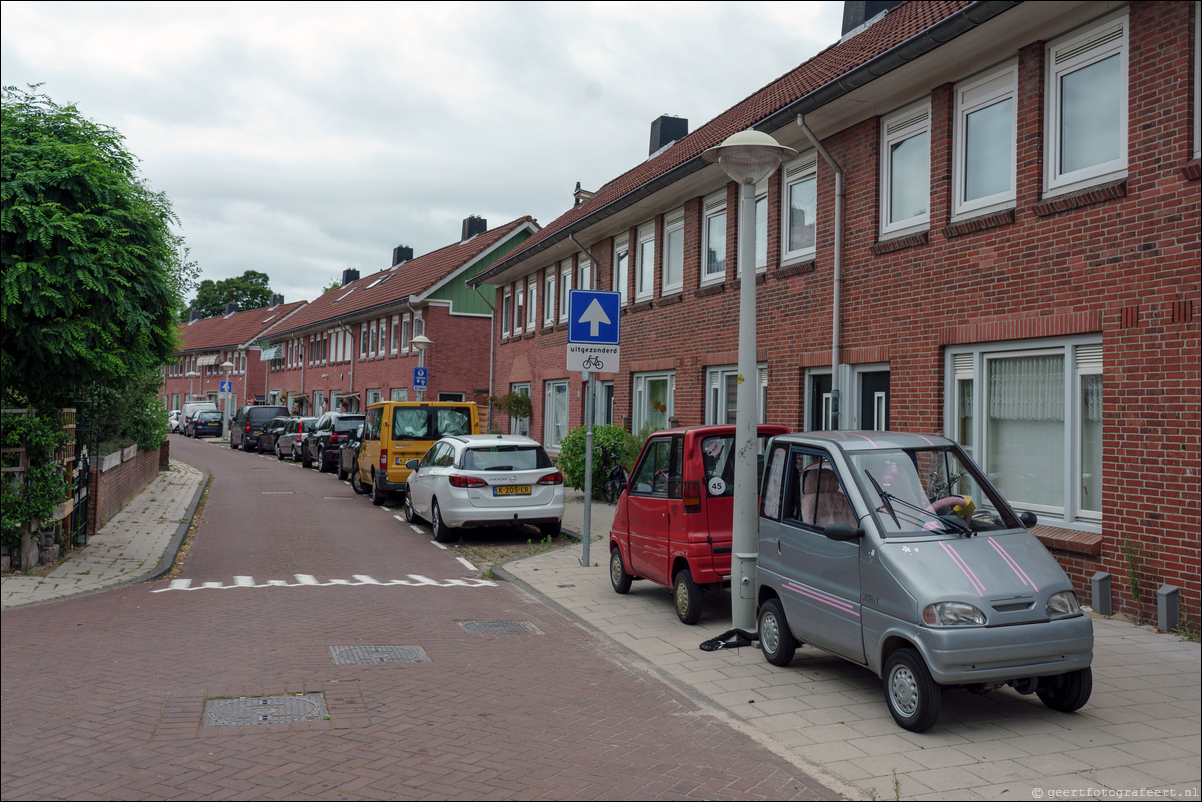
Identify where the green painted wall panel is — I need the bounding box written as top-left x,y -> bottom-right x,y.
429,229 -> 531,315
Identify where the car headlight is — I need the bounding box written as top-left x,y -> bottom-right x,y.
923,602 -> 986,627
1045,590 -> 1082,620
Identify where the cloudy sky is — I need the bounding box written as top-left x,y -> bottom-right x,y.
3,1 -> 844,305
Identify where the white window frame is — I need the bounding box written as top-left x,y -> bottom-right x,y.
401,314 -> 410,353
953,62 -> 1018,220
943,335 -> 1103,530
635,222 -> 655,301
613,235 -> 630,306
579,258 -> 592,291
527,279 -> 537,330
390,388 -> 408,402
559,259 -> 572,323
754,178 -> 768,273
880,101 -> 932,238
369,320 -> 378,358
705,365 -> 768,425
662,207 -> 684,295
632,371 -> 675,433
359,324 -> 368,360
1195,1 -> 1201,160
1044,9 -> 1129,195
701,191 -> 727,286
781,151 -> 819,264
544,379 -> 569,449
510,382 -> 530,437
412,311 -> 423,338
544,269 -> 556,326
502,287 -> 512,337
366,388 -> 382,406
513,279 -> 524,335
390,315 -> 400,354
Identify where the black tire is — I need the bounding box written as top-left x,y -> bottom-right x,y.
673,568 -> 703,625
538,521 -> 561,538
609,547 -> 632,594
370,472 -> 386,506
242,437 -> 253,452
431,499 -> 453,543
351,468 -> 368,495
317,447 -> 330,472
290,444 -> 299,463
275,442 -> 284,461
301,447 -> 312,469
758,598 -> 797,667
229,435 -> 237,449
883,648 -> 942,732
404,493 -> 420,523
337,460 -> 348,481
1036,667 -> 1093,713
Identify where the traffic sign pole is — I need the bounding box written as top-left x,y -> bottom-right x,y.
582,371 -> 593,568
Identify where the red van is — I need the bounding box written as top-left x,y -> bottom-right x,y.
608,425 -> 788,624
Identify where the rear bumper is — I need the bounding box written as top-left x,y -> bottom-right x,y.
442,502 -> 565,529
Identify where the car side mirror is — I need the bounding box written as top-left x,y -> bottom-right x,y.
1018,511 -> 1038,528
406,459 -> 420,470
823,522 -> 864,541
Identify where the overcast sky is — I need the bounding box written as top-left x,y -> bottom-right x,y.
3,1 -> 844,305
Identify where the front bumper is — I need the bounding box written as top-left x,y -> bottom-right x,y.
914,614 -> 1094,684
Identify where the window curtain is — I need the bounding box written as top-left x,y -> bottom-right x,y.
987,355 -> 1064,508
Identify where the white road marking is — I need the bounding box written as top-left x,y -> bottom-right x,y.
430,540 -> 447,549
153,574 -> 496,592
457,557 -> 477,571
381,507 -> 391,511
394,515 -> 405,522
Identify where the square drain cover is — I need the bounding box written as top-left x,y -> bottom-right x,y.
457,620 -> 543,635
329,645 -> 430,665
203,693 -> 325,726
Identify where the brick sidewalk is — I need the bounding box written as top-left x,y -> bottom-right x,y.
0,458 -> 205,608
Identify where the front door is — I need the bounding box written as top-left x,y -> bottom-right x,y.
625,437 -> 673,583
859,370 -> 890,431
810,374 -> 832,431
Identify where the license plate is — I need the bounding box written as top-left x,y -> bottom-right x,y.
494,485 -> 531,496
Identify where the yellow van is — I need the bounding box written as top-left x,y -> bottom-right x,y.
356,401 -> 480,505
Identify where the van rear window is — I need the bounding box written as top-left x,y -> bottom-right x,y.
463,446 -> 551,471
393,408 -> 431,439
435,408 -> 471,436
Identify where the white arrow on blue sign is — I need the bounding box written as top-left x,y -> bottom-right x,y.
219,381 -> 232,393
413,366 -> 428,389
567,290 -> 621,345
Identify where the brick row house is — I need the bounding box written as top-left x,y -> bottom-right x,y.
470,1 -> 1201,619
256,216 -> 539,417
161,296 -> 308,414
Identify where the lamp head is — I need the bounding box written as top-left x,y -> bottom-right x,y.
702,129 -> 797,185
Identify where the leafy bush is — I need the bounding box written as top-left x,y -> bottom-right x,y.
1,410 -> 70,548
78,367 -> 168,453
556,424 -> 639,498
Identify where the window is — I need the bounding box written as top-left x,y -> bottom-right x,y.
360,323 -> 368,359
880,102 -> 931,237
502,288 -> 511,337
510,382 -> 530,436
369,320 -> 378,357
559,259 -> 572,323
593,380 -> 614,426
953,63 -> 1017,219
390,388 -> 408,402
629,436 -> 681,497
945,338 -> 1102,526
782,152 -> 817,262
579,258 -> 592,291
412,312 -> 423,339
633,371 -> 674,433
545,269 -> 556,325
545,380 -> 569,448
527,279 -> 537,330
613,236 -> 629,306
390,315 -> 400,354
366,388 -> 382,406
438,392 -> 464,402
754,187 -> 768,271
401,315 -> 410,352
514,279 -> 524,335
635,222 -> 655,300
313,390 -> 325,417
662,208 -> 684,294
1045,10 -> 1128,193
700,192 -> 726,285
705,365 -> 768,425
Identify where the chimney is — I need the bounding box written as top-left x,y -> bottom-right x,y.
392,245 -> 413,266
224,302 -> 239,316
573,182 -> 595,207
649,115 -> 688,156
461,215 -> 487,241
341,268 -> 360,287
269,293 -> 284,308
841,0 -> 903,36
189,309 -> 203,322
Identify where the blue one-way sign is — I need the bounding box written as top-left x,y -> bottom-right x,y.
413,367 -> 428,389
568,290 -> 621,345
219,380 -> 232,393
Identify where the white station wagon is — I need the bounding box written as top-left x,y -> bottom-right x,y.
404,434 -> 565,543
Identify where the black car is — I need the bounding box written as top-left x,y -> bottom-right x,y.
302,412 -> 365,472
257,416 -> 292,455
188,410 -> 224,438
339,425 -> 368,491
229,405 -> 290,451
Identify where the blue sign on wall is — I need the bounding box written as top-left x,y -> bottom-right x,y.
413,366 -> 428,389
567,290 -> 622,345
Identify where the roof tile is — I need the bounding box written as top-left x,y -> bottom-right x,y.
178,301 -> 307,352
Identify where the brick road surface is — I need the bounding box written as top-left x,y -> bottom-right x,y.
0,434 -> 838,801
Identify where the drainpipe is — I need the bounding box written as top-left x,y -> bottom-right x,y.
469,283 -> 496,433
798,114 -> 844,430
300,335 -> 305,412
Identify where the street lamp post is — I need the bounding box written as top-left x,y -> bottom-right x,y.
411,335 -> 431,402
220,360 -> 234,439
702,130 -> 795,635
186,370 -> 199,404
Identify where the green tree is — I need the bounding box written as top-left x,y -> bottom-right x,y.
185,269 -> 273,319
321,277 -> 342,294
1,85 -> 193,409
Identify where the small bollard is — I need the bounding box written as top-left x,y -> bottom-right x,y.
1091,571 -> 1112,616
1157,585 -> 1180,632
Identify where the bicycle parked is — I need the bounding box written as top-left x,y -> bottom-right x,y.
600,444 -> 629,504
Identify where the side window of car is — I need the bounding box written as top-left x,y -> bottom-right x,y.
761,446 -> 787,521
630,438 -> 672,496
667,434 -> 684,499
783,450 -> 857,530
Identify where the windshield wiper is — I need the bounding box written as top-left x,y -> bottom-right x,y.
864,471 -> 971,535
864,470 -> 900,528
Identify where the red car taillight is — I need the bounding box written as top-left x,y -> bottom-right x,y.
683,481 -> 701,512
379,449 -> 388,471
244,421 -> 251,433
537,471 -> 563,485
331,433 -> 346,444
449,474 -> 487,488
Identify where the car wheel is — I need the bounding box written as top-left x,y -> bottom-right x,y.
229,435 -> 237,449
673,568 -> 703,625
431,499 -> 453,543
302,447 -> 312,469
291,444 -> 299,463
276,442 -> 284,461
404,493 -> 420,523
351,468 -> 368,495
609,547 -> 632,594
757,599 -> 796,667
317,447 -> 329,472
370,472 -> 386,506
1036,667 -> 1092,713
884,648 -> 942,732
337,461 -> 348,481
538,521 -> 561,539
242,437 -> 253,452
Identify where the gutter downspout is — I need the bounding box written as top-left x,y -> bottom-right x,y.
798,114 -> 844,430
469,283 -> 496,433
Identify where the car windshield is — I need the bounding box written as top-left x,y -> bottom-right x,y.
334,416 -> 364,433
848,446 -> 1020,537
462,445 -> 551,472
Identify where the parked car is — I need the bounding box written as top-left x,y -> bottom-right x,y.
358,401 -> 480,506
302,412 -> 365,472
339,425 -> 366,488
256,416 -> 291,455
181,402 -> 217,433
188,410 -> 224,438
404,434 -> 563,543
229,404 -> 289,451
752,431 -> 1093,732
272,416 -> 317,461
607,424 -> 787,625
168,410 -> 182,433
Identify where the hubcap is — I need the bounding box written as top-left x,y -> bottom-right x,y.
675,580 -> 689,614
610,552 -> 622,585
889,664 -> 919,717
761,611 -> 781,654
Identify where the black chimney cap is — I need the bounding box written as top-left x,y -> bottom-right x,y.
189,309 -> 203,322
649,115 -> 688,156
269,293 -> 284,308
392,245 -> 413,266
224,302 -> 239,316
461,215 -> 487,241
341,268 -> 360,287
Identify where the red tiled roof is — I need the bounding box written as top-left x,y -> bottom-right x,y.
270,216 -> 537,336
178,300 -> 307,352
485,1 -> 975,269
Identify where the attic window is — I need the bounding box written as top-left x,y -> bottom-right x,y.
337,288 -> 355,302
261,313 -> 278,324
366,275 -> 392,289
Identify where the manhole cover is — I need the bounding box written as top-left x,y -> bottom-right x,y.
457,620 -> 543,635
329,645 -> 431,665
203,694 -> 325,726
261,491 -> 294,495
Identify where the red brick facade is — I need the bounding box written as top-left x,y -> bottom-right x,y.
478,2 -> 1200,622
88,448 -> 161,533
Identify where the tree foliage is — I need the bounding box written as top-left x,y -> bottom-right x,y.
1,85 -> 194,409
186,269 -> 273,319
